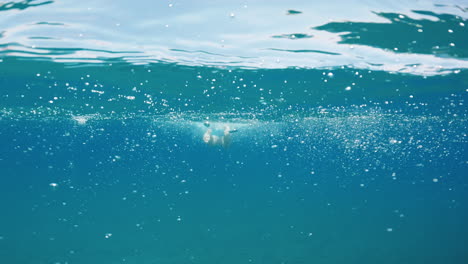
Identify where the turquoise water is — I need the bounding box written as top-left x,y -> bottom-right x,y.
1,0 -> 468,263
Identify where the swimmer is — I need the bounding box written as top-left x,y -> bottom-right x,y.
202,122 -> 237,148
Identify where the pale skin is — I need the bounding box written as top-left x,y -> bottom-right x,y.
203,126 -> 232,148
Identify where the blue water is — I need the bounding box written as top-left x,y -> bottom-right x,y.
1,0 -> 468,263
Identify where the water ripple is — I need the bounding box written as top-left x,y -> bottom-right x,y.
0,0 -> 53,12
0,0 -> 467,75
315,11 -> 468,58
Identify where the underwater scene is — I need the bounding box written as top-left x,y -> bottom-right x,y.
0,0 -> 467,263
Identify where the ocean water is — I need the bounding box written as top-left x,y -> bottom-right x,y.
1,0 -> 468,263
